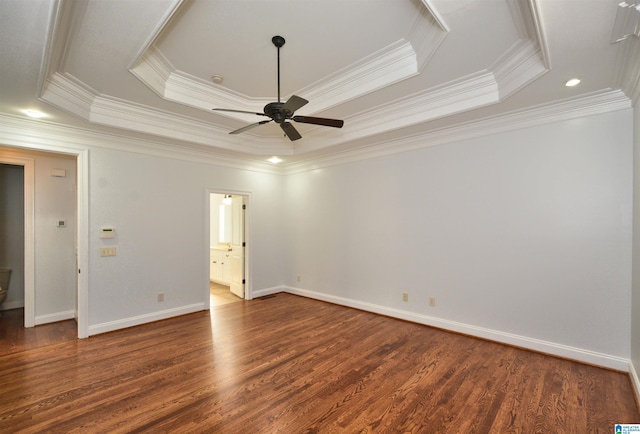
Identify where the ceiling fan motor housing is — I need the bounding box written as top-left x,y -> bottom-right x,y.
264,102 -> 289,123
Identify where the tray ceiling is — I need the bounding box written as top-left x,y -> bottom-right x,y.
1,0 -> 638,166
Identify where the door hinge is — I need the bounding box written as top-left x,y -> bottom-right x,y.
242,241 -> 246,247
242,204 -> 246,210
242,279 -> 246,284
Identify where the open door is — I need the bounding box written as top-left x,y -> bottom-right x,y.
229,196 -> 245,298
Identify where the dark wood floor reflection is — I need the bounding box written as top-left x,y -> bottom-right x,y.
1,294 -> 638,432
0,308 -> 76,356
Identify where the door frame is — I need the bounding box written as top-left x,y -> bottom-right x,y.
0,155 -> 35,327
0,146 -> 89,338
205,189 -> 251,305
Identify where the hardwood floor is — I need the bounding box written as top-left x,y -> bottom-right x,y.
0,308 -> 76,356
210,281 -> 242,307
1,293 -> 638,432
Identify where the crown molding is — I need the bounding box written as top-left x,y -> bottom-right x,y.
5,90 -> 629,177
420,0 -> 449,32
133,39 -> 420,120
294,39 -> 418,114
40,72 -> 97,119
40,72 -> 292,156
282,90 -> 631,174
491,39 -> 548,99
294,71 -> 500,155
0,113 -> 284,175
411,1 -> 449,71
615,37 -> 640,104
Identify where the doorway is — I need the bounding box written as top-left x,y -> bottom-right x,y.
208,193 -> 246,307
0,146 -> 87,338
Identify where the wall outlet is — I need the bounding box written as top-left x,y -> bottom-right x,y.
157,292 -> 165,302
100,247 -> 116,257
429,296 -> 436,307
402,292 -> 408,302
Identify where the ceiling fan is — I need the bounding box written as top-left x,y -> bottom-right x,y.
212,35 -> 344,141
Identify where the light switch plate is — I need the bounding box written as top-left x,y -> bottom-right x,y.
100,247 -> 116,257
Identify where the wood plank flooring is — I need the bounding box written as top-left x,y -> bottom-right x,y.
1,293 -> 638,432
210,281 -> 242,307
0,308 -> 76,356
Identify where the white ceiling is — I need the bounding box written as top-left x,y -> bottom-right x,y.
1,0 -> 639,168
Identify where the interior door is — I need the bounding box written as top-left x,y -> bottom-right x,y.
229,196 -> 245,298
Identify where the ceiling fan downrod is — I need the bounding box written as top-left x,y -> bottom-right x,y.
272,35 -> 285,104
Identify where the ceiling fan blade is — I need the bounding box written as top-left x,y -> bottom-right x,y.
213,108 -> 269,117
292,116 -> 344,128
229,120 -> 272,135
280,122 -> 302,141
281,95 -> 308,114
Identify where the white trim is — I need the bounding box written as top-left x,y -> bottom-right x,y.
88,303 -> 207,336
35,309 -> 75,325
0,114 -> 282,175
76,149 -> 89,338
282,90 -> 632,174
630,359 -> 640,406
205,189 -> 253,304
252,286 -> 284,299
281,286 -> 631,372
0,154 -> 35,328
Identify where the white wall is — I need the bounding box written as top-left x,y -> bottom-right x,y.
0,163 -> 25,309
210,194 -> 224,247
33,153 -> 76,322
284,110 -> 633,363
87,148 -> 284,331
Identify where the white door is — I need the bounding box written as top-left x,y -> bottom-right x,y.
229,196 -> 245,298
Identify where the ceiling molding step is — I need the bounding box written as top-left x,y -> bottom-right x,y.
40,72 -> 98,119
40,72 -> 291,156
166,70 -> 269,122
507,0 -> 551,69
128,0 -> 184,69
37,0 -> 73,96
420,0 -> 449,32
129,44 -> 173,98
283,90 -> 631,175
298,39 -> 418,114
133,40 -> 419,120
88,94 -> 292,156
0,114 -> 284,175
615,38 -> 640,104
298,71 -> 500,152
410,2 -> 449,71
490,39 -> 549,99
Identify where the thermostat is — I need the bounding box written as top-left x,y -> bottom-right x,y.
100,228 -> 115,239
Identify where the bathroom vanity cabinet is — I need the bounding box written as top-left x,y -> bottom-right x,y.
210,248 -> 231,285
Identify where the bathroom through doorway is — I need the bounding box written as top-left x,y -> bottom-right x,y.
208,193 -> 246,307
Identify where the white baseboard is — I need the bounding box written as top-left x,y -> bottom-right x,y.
0,300 -> 25,311
88,302 -> 208,336
251,286 -> 283,299
35,310 -> 75,325
281,286 -> 631,372
630,360 -> 640,406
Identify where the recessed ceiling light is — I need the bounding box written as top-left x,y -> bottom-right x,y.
267,156 -> 283,164
23,109 -> 47,118
565,78 -> 581,87
211,75 -> 224,84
